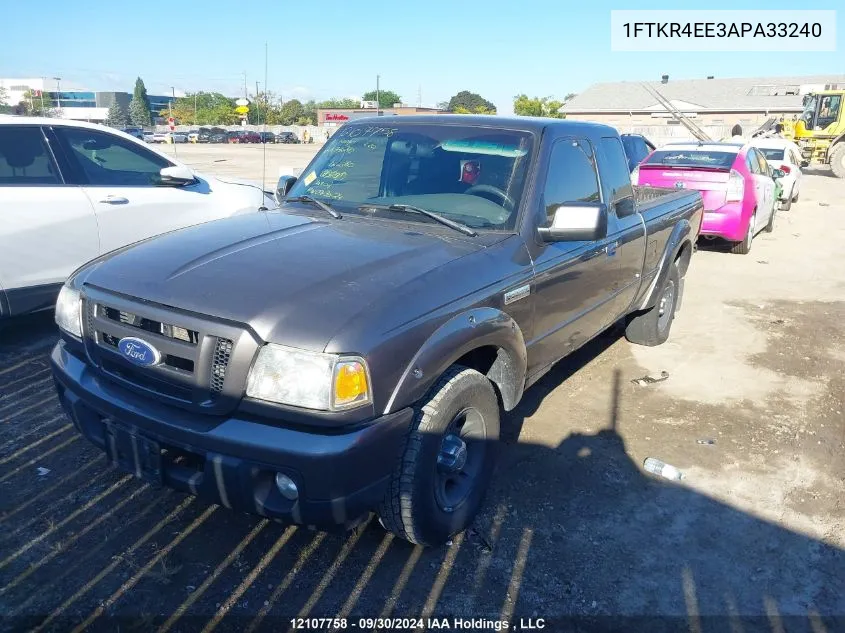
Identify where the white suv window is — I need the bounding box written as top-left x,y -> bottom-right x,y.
56,127 -> 172,186
0,126 -> 61,185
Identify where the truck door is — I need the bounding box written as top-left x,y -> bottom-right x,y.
525,137 -> 619,374
598,136 -> 647,317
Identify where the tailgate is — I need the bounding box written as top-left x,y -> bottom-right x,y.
638,167 -> 730,211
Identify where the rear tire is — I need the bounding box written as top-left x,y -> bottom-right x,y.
780,193 -> 792,212
378,366 -> 500,546
730,212 -> 756,255
792,187 -> 799,202
625,263 -> 680,347
829,144 -> 845,179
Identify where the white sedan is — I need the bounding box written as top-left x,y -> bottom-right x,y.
750,138 -> 803,210
0,117 -> 272,320
165,132 -> 189,144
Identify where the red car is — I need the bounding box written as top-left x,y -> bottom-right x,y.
227,130 -> 261,144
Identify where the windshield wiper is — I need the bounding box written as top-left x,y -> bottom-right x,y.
359,203 -> 477,237
283,195 -> 342,219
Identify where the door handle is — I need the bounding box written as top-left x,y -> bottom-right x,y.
605,241 -> 619,256
99,196 -> 129,204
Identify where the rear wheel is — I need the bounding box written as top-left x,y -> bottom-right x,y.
730,212 -> 756,255
625,263 -> 680,346
829,144 -> 845,179
781,189 -> 792,211
378,366 -> 500,546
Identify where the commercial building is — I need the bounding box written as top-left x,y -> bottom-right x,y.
561,74 -> 845,144
317,104 -> 446,127
0,77 -> 177,123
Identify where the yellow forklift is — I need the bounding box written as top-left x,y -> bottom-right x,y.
754,90 -> 845,178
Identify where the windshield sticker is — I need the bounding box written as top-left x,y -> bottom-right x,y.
334,126 -> 398,139
303,171 -> 317,186
439,140 -> 528,157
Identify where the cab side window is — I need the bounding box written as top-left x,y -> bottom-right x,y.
600,137 -> 635,217
541,138 -> 600,226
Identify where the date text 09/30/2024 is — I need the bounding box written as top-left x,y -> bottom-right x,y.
289,617 -> 547,630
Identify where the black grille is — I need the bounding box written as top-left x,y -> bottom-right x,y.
101,359 -> 193,402
102,306 -> 199,344
210,338 -> 233,393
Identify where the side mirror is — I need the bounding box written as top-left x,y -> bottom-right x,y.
538,203 -> 608,242
275,175 -> 297,204
772,168 -> 785,179
159,165 -> 196,186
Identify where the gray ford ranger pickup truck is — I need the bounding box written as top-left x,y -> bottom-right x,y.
51,116 -> 703,546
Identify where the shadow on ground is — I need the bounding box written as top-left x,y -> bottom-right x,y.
0,321 -> 842,633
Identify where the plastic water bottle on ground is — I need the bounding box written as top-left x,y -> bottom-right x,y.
643,457 -> 684,481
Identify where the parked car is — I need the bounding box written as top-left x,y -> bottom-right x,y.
186,130 -> 200,143
120,127 -> 145,141
197,127 -> 227,143
258,131 -> 276,143
620,133 -> 656,172
227,130 -> 246,143
50,116 -> 702,546
0,117 -> 271,320
146,132 -> 168,144
142,131 -> 159,143
164,132 -> 188,144
242,130 -> 261,143
750,138 -> 803,210
275,131 -> 300,144
634,141 -> 779,254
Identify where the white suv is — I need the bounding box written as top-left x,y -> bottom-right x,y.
0,116 -> 271,320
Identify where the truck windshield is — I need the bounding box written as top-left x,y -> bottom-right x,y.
799,96 -> 817,127
643,150 -> 737,169
285,123 -> 535,231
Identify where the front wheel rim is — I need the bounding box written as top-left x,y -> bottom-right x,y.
657,281 -> 675,332
434,407 -> 486,512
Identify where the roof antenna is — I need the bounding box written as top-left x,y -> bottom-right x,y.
262,41 -> 268,202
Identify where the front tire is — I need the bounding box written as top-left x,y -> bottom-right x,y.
625,263 -> 680,346
378,366 -> 500,546
764,205 -> 776,232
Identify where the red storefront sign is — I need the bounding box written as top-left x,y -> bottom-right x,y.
324,113 -> 350,121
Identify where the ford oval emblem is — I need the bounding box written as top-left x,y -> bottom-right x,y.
117,337 -> 161,367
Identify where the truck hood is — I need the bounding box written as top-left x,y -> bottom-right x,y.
78,211 -> 486,350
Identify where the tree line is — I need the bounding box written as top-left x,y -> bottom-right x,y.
1,80 -> 577,125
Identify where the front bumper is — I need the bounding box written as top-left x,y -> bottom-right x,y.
50,341 -> 412,529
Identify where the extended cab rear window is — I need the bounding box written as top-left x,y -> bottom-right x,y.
644,150 -> 737,169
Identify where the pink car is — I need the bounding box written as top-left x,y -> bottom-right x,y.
633,142 -> 779,254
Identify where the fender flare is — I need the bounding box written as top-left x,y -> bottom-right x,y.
639,218 -> 693,312
383,307 -> 528,415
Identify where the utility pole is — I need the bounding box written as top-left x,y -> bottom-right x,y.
255,81 -> 260,126
243,72 -> 248,100
53,77 -> 61,109
376,74 -> 380,116
170,86 -> 175,118
194,93 -> 197,121
39,76 -> 45,110
418,84 -> 422,108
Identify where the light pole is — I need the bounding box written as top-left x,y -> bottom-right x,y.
53,77 -> 61,109
376,74 -> 380,116
170,86 -> 175,119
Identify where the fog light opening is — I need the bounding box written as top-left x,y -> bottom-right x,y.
274,473 -> 299,500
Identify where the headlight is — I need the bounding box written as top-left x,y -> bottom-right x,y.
245,344 -> 371,411
55,286 -> 82,337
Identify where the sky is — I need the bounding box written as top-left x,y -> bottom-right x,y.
1,0 -> 842,114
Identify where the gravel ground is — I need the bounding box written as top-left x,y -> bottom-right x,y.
1,145 -> 843,633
